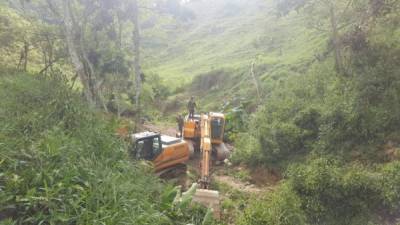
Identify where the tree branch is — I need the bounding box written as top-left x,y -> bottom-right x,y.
38,57 -> 60,74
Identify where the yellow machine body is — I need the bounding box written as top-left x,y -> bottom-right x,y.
131,132 -> 189,172
182,112 -> 228,161
153,140 -> 189,172
183,119 -> 199,139
194,113 -> 225,219
183,112 -> 225,144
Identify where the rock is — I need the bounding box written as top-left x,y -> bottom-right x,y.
224,159 -> 232,166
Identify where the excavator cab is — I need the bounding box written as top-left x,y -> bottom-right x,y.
131,132 -> 162,161
182,112 -> 229,161
209,112 -> 225,144
183,113 -> 225,143
131,131 -> 190,172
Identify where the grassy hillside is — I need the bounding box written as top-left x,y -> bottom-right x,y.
141,0 -> 330,118
143,0 -> 326,89
143,1 -> 400,224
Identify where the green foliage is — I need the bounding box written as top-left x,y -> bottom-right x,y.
231,65 -> 333,166
238,159 -> 400,225
232,169 -> 251,183
231,133 -> 263,165
224,103 -> 249,142
140,73 -> 172,115
0,6 -> 31,70
158,184 -> 215,225
237,184 -> 306,225
287,159 -> 382,225
212,180 -> 249,224
379,161 -> 400,213
232,5 -> 400,165
0,73 -> 208,225
2,1 -> 400,224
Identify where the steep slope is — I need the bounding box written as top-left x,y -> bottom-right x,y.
142,0 -> 327,90
0,73 -> 210,224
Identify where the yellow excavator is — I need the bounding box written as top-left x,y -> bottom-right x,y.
129,112 -> 229,218
182,112 -> 230,218
182,112 -> 229,163
130,131 -> 190,174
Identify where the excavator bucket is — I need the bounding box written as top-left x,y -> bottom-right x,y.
193,189 -> 220,219
190,114 -> 223,219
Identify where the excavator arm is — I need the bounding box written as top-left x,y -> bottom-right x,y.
199,114 -> 212,189
193,113 -> 220,218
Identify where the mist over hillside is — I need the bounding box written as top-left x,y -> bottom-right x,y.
142,0 -> 275,85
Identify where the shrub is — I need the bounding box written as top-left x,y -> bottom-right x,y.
379,161 -> 400,212
231,12 -> 400,167
236,184 -> 306,225
0,74 -> 166,224
286,158 -> 383,225
237,158 -> 400,225
0,73 -> 209,225
231,133 -> 263,165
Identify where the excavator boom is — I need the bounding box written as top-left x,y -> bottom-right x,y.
200,114 -> 212,189
193,114 -> 220,218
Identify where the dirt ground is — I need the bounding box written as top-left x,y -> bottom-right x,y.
142,122 -> 178,137
140,122 -> 279,194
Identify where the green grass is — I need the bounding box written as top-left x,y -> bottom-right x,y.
142,1 -> 327,91
0,73 -> 209,225
140,1 -> 331,124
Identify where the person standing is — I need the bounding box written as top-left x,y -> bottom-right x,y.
187,96 -> 196,119
176,114 -> 184,137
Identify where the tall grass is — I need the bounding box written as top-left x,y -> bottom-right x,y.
0,74 -> 207,225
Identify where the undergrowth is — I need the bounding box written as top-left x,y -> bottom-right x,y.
237,158 -> 400,225
0,73 -> 209,225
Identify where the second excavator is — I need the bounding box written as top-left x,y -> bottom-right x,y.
129,112 -> 230,218
182,112 -> 230,218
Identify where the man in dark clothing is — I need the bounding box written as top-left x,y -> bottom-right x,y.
187,96 -> 196,119
176,114 -> 184,137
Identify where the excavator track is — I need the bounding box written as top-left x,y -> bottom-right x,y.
157,163 -> 187,179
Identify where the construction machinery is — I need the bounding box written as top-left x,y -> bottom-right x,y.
129,112 -> 229,218
183,112 -> 230,162
130,131 -> 190,174
184,113 -> 230,218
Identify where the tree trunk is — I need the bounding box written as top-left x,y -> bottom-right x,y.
17,41 -> 29,72
132,0 -> 142,131
78,25 -> 104,109
62,0 -> 95,106
329,3 -> 343,75
42,34 -> 54,75
23,41 -> 29,72
250,61 -> 262,104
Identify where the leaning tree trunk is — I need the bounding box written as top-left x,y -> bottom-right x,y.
23,41 -> 29,72
62,0 -> 95,106
78,23 -> 106,111
132,0 -> 142,131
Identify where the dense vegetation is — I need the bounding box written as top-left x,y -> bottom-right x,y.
148,0 -> 400,224
237,158 -> 400,225
231,2 -> 400,167
1,0 -> 400,224
0,73 -> 210,224
228,1 -> 400,224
